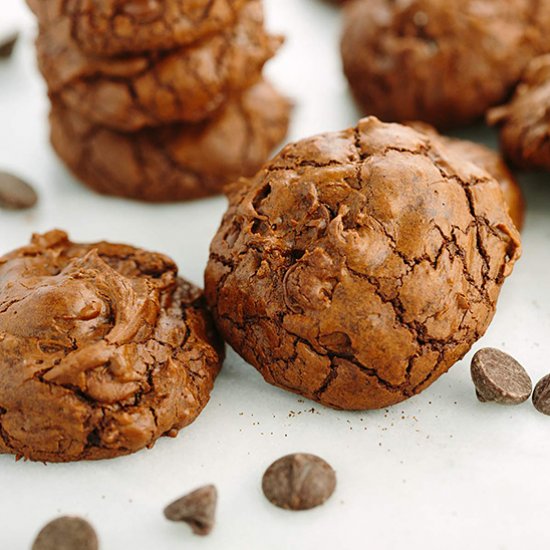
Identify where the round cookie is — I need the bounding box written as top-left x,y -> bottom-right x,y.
341,0 -> 550,129
205,117 -> 521,410
27,0 -> 247,56
0,230 -> 224,462
50,81 -> 291,202
408,123 -> 526,231
488,54 -> 550,172
38,0 -> 280,131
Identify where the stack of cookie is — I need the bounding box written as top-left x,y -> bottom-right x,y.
27,0 -> 291,202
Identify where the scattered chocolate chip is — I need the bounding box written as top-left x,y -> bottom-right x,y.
164,485 -> 217,536
0,31 -> 18,58
262,453 -> 336,511
532,374 -> 550,415
0,171 -> 38,209
32,516 -> 98,550
471,348 -> 532,404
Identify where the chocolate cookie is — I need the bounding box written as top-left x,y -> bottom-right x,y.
0,230 -> 224,462
341,0 -> 550,128
488,54 -> 550,172
27,0 -> 246,56
205,117 -> 521,410
408,123 -> 525,231
50,81 -> 291,202
37,0 -> 280,131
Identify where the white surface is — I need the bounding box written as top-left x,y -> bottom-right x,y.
1,1 -> 550,549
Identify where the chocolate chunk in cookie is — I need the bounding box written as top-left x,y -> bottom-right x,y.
205,117 -> 521,410
38,0 -> 280,131
27,0 -> 246,56
0,230 -> 224,462
488,54 -> 550,172
341,0 -> 550,128
50,81 -> 291,202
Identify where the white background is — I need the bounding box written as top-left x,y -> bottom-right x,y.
1,1 -> 550,549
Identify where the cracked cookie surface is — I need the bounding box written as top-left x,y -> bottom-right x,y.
37,0 -> 280,131
408,123 -> 525,231
205,117 -> 521,410
341,0 -> 550,129
50,80 -> 291,202
27,0 -> 247,56
488,54 -> 550,172
442,137 -> 526,232
0,230 -> 224,462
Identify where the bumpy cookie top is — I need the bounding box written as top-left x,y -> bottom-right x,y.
341,0 -> 550,128
206,117 -> 521,410
27,0 -> 247,56
0,230 -> 223,462
408,122 -> 525,231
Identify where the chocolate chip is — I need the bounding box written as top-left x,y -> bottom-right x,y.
0,171 -> 38,209
262,453 -> 336,511
32,516 -> 98,550
471,348 -> 532,404
0,31 -> 18,59
164,485 -> 217,536
532,374 -> 550,415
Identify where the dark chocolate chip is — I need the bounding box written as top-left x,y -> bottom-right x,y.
0,31 -> 18,58
471,347 -> 532,404
262,453 -> 336,511
164,485 -> 217,536
32,516 -> 98,550
532,374 -> 550,415
0,171 -> 38,209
